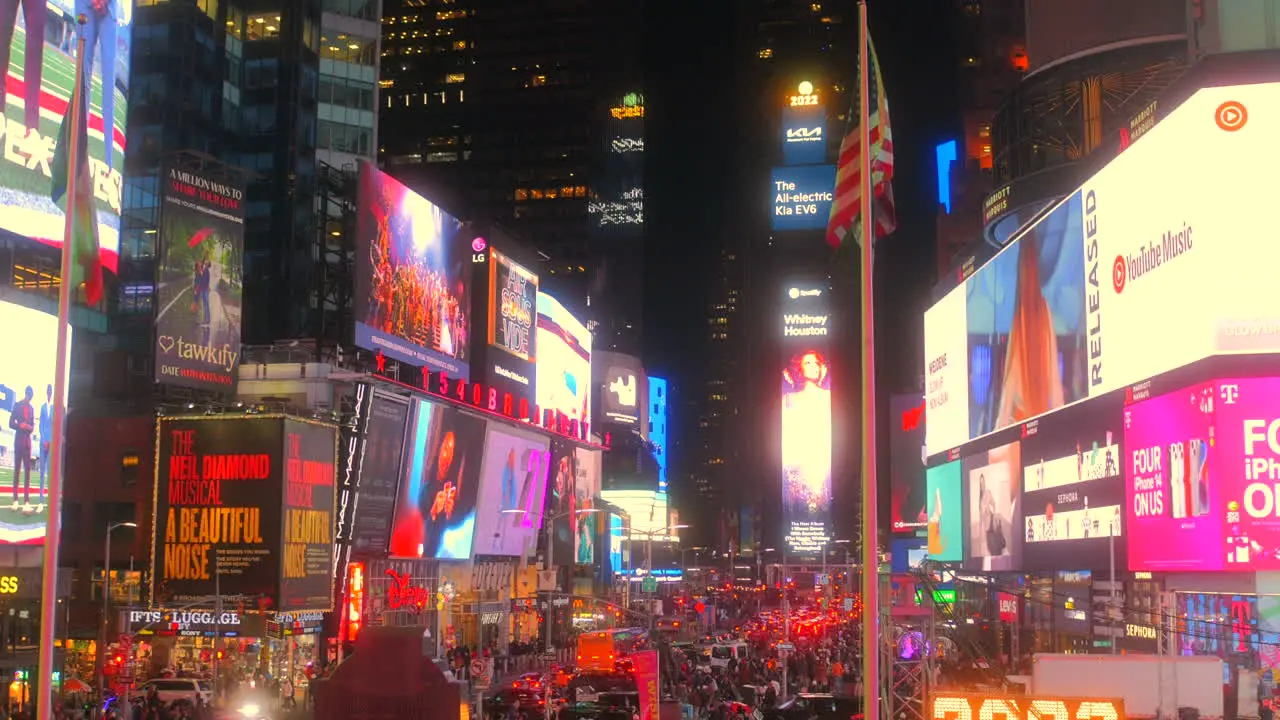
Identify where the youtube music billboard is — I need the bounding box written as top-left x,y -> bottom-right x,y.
925,81 -> 1280,459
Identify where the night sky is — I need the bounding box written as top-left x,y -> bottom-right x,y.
642,0 -> 960,398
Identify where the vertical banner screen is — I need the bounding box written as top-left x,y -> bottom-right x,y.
780,283 -> 833,554
154,167 -> 246,391
280,420 -> 338,611
546,437 -> 577,565
486,247 -> 538,396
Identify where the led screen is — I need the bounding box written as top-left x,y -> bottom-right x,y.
355,161 -> 471,377
600,489 -> 672,540
780,105 -> 827,166
0,0 -> 131,268
780,283 -> 832,554
486,247 -> 537,396
0,302 -> 70,544
648,376 -> 668,489
962,441 -> 1022,571
925,461 -> 963,562
388,400 -> 485,560
574,448 -> 602,563
889,394 -> 927,535
350,393 -> 410,555
925,81 -> 1280,458
546,437 -> 576,565
609,514 -> 624,575
471,423 -> 550,557
770,165 -> 836,232
600,351 -> 643,426
535,292 -> 592,428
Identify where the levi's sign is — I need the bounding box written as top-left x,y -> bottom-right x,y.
932,694 -> 1124,720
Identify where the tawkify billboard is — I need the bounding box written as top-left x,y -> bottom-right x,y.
924,81 -> 1280,458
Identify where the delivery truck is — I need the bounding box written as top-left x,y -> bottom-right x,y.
1030,654 -> 1224,720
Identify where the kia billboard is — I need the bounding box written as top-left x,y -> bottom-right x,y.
388,400 -> 486,560
925,461 -> 963,562
535,292 -> 592,429
598,351 -> 644,426
0,302 -> 71,544
471,424 -> 550,557
355,161 -> 471,377
890,394 -> 927,535
770,165 -> 836,232
925,81 -> 1280,459
151,416 -> 338,611
487,247 -> 538,397
0,0 -> 132,268
781,105 -> 827,166
963,440 -> 1023,571
1022,395 -> 1125,572
780,283 -> 833,555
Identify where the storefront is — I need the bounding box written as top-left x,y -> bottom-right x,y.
359,559 -> 443,655
0,568 -> 72,714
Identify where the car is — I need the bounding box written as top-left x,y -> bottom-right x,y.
513,672 -> 546,691
763,694 -> 861,720
130,678 -> 213,707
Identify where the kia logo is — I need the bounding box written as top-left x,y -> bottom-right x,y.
785,127 -> 823,141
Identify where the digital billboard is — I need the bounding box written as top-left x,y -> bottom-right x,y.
925,461 -> 963,562
648,376 -> 668,489
770,165 -> 836,232
609,514 -> 624,575
151,416 -> 338,611
388,401 -> 485,560
487,247 -> 537,396
574,448 -> 602,563
780,283 -> 832,554
925,81 -> 1280,458
599,351 -> 644,426
1022,395 -> 1125,572
546,437 -> 577,567
962,440 -> 1022,571
890,394 -> 927,534
535,292 -> 592,428
0,302 -> 71,544
780,104 -> 827,166
471,424 -> 550,557
0,0 -> 132,268
350,392 -> 410,555
355,161 -> 471,377
154,166 -> 245,392
600,489 -> 673,540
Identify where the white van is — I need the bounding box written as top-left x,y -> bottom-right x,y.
709,642 -> 750,669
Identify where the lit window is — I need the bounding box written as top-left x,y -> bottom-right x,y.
574,186 -> 587,197
453,40 -> 467,50
531,189 -> 544,200
978,123 -> 991,138
532,75 -> 547,87
560,185 -> 574,198
810,2 -> 821,10
545,188 -> 559,199
515,188 -> 529,201
446,73 -> 466,83
245,13 -> 281,41
758,48 -> 774,59
981,145 -> 992,154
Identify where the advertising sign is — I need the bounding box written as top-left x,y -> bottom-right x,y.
930,694 -> 1124,720
997,592 -> 1020,624
925,461 -> 963,562
609,514 -> 624,575
0,302 -> 70,544
575,448 -> 602,563
154,166 -> 245,392
354,161 -> 471,377
780,283 -> 833,554
279,420 -> 338,611
781,105 -> 827,166
963,441 -> 1022,571
152,416 -> 337,610
633,650 -> 660,720
1217,376 -> 1280,570
1124,382 -> 1219,571
925,81 -> 1280,458
0,0 -> 132,268
350,392 -> 410,555
388,400 -> 486,560
924,283 -> 970,455
890,394 -> 928,534
1055,570 -> 1092,632
1022,396 -> 1125,572
546,437 -> 577,565
487,247 -> 538,395
535,292 -> 592,428
770,165 -> 836,232
471,424 -> 550,557
600,352 -> 644,426
648,376 -> 668,488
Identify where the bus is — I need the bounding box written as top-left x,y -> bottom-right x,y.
575,628 -> 648,672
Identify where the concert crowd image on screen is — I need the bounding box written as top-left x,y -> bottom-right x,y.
388,400 -> 486,559
1021,395 -> 1125,572
154,166 -> 245,391
354,161 -> 471,377
780,283 -> 833,555
0,303 -> 70,544
471,424 -> 550,557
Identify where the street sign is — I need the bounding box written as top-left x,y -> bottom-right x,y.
472,658 -> 493,690
843,597 -> 854,612
777,642 -> 795,652
641,577 -> 658,593
470,659 -> 486,677
118,634 -> 133,651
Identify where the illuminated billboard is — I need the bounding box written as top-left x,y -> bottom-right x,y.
889,394 -> 926,535
781,105 -> 827,166
648,376 -> 667,489
535,292 -> 592,429
770,165 -> 836,232
0,302 -> 71,544
609,514 -> 625,575
486,247 -> 538,396
925,81 -> 1280,458
574,448 -> 602,563
600,490 -> 674,541
780,283 -> 832,554
0,0 -> 132,269
962,441 -> 1022,571
598,351 -> 644,426
354,161 -> 471,378
471,423 -> 550,557
154,166 -> 245,392
925,461 -> 963,562
151,416 -> 338,611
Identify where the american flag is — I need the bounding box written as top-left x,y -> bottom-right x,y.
826,33 -> 897,249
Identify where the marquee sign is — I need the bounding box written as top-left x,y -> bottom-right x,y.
932,694 -> 1125,720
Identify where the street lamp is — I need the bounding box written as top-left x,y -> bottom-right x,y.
629,525 -> 689,631
502,507 -> 600,655
96,521 -> 136,714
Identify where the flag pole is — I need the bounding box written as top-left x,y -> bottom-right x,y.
37,19 -> 87,720
856,4 -> 880,720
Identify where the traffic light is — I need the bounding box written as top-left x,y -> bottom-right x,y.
114,655 -> 124,665
216,650 -> 224,660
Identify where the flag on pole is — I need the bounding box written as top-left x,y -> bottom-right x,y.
50,52 -> 104,306
826,31 -> 897,249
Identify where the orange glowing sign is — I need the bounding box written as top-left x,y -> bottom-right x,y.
346,562 -> 365,643
932,695 -> 1125,720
